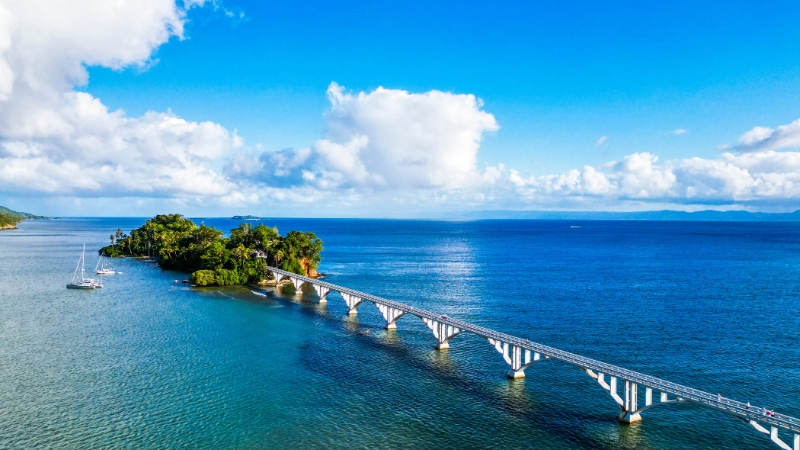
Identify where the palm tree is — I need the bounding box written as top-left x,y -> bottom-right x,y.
271,248 -> 285,269
231,244 -> 249,271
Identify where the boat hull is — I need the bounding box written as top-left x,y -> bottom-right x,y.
66,283 -> 101,289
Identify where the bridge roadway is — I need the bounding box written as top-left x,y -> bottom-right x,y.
263,266 -> 800,449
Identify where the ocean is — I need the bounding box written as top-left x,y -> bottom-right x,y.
0,218 -> 798,449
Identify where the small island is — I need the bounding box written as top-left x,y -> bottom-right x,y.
0,206 -> 49,230
232,215 -> 262,220
100,214 -> 322,287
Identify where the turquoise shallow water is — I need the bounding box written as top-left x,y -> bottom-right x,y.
0,218 -> 799,449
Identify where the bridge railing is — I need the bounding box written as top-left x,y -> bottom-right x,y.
262,266 -> 800,438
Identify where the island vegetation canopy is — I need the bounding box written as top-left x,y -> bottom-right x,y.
100,214 -> 322,287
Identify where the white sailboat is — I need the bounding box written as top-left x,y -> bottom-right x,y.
67,244 -> 102,289
95,256 -> 115,275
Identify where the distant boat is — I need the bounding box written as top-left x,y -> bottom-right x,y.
67,244 -> 102,289
95,256 -> 115,275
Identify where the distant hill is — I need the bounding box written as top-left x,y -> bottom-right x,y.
460,210 -> 800,221
0,206 -> 49,220
0,206 -> 49,229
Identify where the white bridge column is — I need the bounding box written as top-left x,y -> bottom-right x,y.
487,339 -> 544,378
312,285 -> 331,304
290,277 -> 305,295
584,369 -> 674,423
376,304 -> 405,329
422,318 -> 461,350
340,293 -> 363,315
270,270 -> 284,284
585,370 -> 642,423
620,381 -> 641,423
748,420 -> 798,450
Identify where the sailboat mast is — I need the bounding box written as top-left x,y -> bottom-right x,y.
73,248 -> 82,281
81,243 -> 86,279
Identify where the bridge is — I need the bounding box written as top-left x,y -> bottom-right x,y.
261,265 -> 800,449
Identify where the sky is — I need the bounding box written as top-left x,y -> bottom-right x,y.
1,0 -> 800,217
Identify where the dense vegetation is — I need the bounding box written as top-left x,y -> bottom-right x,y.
0,206 -> 48,229
0,213 -> 17,228
99,214 -> 323,286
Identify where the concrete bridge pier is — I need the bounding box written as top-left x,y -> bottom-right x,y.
488,339 -> 544,378
619,381 -> 641,423
585,369 -> 643,423
376,304 -> 405,329
340,293 -> 363,315
423,318 -> 461,350
289,277 -> 305,295
312,285 -> 331,304
749,420 -> 800,450
269,270 -> 284,285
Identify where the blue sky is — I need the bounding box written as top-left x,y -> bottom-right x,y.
1,0 -> 800,216
86,1 -> 800,169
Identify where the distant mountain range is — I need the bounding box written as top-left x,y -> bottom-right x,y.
0,206 -> 49,229
459,210 -> 800,221
1,208 -> 798,222
0,206 -> 49,220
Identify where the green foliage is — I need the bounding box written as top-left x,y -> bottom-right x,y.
279,254 -> 306,276
0,213 -> 19,228
0,206 -> 48,220
190,270 -> 216,286
200,240 -> 230,269
212,269 -> 243,286
272,230 -> 322,276
0,205 -> 47,228
188,268 -> 245,287
100,214 -> 323,287
102,245 -> 124,257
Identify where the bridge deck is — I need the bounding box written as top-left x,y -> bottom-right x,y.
265,266 -> 800,434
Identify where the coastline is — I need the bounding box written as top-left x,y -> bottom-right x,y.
0,224 -> 17,230
190,273 -> 327,289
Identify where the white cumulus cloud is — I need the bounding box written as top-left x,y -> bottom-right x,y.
230,82 -> 500,192
737,118 -> 800,152
506,149 -> 800,207
0,0 -> 242,198
501,117 -> 800,209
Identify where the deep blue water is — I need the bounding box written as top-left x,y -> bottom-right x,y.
0,218 -> 798,449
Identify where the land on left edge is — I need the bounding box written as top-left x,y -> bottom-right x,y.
0,206 -> 49,230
